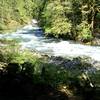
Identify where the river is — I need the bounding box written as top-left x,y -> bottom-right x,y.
0,24 -> 100,61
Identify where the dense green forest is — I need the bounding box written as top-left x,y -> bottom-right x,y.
0,0 -> 100,42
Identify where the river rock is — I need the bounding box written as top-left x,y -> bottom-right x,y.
48,56 -> 100,72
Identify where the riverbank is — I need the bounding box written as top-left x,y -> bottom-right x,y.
0,18 -> 33,34
1,24 -> 100,62
0,45 -> 100,100
1,19 -> 100,47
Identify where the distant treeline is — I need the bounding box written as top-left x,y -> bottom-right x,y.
0,0 -> 100,41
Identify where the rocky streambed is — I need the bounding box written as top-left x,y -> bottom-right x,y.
0,24 -> 100,73
33,50 -> 100,73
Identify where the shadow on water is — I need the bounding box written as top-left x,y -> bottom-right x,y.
21,28 -> 61,44
22,28 -> 44,37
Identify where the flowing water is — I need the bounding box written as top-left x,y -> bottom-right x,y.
0,24 -> 100,61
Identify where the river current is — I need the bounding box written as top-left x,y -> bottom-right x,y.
0,24 -> 100,61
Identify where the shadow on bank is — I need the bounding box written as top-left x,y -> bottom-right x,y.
0,62 -> 99,100
0,63 -> 68,100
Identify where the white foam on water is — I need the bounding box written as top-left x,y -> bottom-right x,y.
1,24 -> 100,61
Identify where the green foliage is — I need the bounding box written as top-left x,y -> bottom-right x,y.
0,23 -> 7,31
0,45 -> 39,64
89,70 -> 100,87
0,45 -> 99,100
45,18 -> 72,38
0,0 -> 35,31
40,63 -> 69,86
52,18 -> 71,37
0,45 -> 20,63
40,0 -> 100,41
0,38 -> 21,44
0,45 -> 94,87
0,0 -> 99,41
42,0 -> 72,38
76,21 -> 93,42
96,13 -> 100,19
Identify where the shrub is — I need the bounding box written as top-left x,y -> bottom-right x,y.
0,45 -> 39,64
76,21 -> 93,42
42,0 -> 72,39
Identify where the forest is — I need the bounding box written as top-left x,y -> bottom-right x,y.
0,0 -> 100,100
0,0 -> 100,42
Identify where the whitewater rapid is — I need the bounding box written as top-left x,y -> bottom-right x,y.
0,24 -> 100,61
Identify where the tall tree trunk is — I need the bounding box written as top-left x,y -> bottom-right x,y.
91,0 -> 95,35
91,8 -> 95,35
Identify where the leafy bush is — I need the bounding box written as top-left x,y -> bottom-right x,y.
42,0 -> 72,38
50,18 -> 72,38
40,63 -> 70,86
0,45 -> 39,64
76,21 -> 93,42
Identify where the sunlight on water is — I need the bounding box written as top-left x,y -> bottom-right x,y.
0,24 -> 100,61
